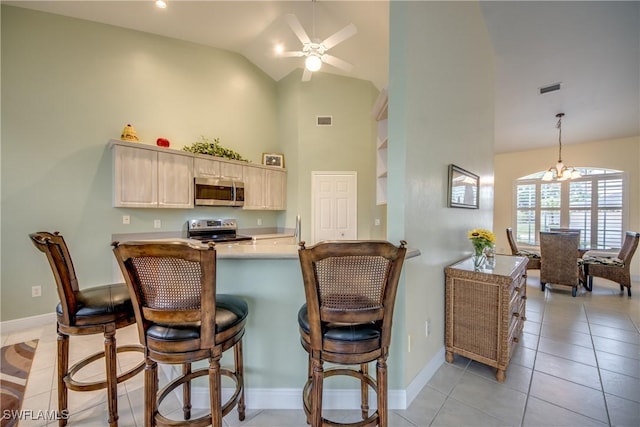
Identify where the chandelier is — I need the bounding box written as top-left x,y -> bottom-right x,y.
542,113 -> 581,181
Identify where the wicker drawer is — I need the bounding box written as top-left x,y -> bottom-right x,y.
445,255 -> 527,383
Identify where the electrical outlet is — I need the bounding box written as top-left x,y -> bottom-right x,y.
154,219 -> 161,229
257,218 -> 262,226
122,215 -> 130,225
426,319 -> 432,337
374,218 -> 381,226
32,285 -> 42,298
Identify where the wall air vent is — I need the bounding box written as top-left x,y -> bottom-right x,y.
539,82 -> 561,95
316,116 -> 332,126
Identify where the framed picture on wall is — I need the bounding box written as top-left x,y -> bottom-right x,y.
263,153 -> 284,168
447,164 -> 479,209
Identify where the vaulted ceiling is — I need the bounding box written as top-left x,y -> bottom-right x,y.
6,0 -> 639,154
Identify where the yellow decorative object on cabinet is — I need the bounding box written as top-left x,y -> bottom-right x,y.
120,124 -> 139,142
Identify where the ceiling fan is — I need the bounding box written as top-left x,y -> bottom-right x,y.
279,10 -> 357,82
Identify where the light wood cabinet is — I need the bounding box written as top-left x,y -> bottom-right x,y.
444,255 -> 527,382
194,157 -> 243,180
242,165 -> 287,210
111,140 -> 284,210
111,141 -> 193,208
158,151 -> 193,208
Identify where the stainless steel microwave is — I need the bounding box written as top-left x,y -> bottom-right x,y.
194,178 -> 244,207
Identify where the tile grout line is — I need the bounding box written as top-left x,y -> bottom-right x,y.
518,286 -> 547,427
584,301 -> 614,426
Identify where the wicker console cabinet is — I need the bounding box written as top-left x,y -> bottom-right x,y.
445,255 -> 527,382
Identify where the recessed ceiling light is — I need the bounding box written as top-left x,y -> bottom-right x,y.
274,44 -> 284,55
155,0 -> 167,9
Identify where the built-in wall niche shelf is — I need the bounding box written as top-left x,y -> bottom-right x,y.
372,87 -> 388,122
372,88 -> 388,205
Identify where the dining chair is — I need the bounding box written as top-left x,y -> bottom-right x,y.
539,231 -> 584,297
29,231 -> 144,427
112,240 -> 247,427
582,231 -> 639,296
297,240 -> 407,427
506,227 -> 540,270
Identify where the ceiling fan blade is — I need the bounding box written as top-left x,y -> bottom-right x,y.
321,23 -> 357,50
322,54 -> 354,72
285,14 -> 311,45
279,51 -> 304,58
302,68 -> 312,82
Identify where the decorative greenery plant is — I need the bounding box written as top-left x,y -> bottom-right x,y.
182,136 -> 248,162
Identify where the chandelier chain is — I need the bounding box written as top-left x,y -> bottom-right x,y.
557,114 -> 563,162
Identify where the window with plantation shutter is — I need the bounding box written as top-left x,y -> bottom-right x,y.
514,169 -> 625,249
516,184 -> 536,244
597,178 -> 623,248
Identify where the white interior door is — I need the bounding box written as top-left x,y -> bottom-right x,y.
312,172 -> 357,243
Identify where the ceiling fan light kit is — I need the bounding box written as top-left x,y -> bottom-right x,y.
305,55 -> 322,72
280,6 -> 357,81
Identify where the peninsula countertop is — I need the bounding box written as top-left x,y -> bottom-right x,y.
111,233 -> 420,260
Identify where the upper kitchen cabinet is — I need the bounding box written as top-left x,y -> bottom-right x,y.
243,165 -> 287,210
194,156 -> 244,180
111,140 -> 193,208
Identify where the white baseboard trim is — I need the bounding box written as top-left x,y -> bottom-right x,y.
0,312 -> 56,334
184,349 -> 445,411
189,386 -> 408,410
404,346 -> 445,407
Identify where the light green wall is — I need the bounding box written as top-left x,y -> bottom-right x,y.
389,1 -> 495,387
1,5 -> 380,321
276,70 -> 381,242
494,135 -> 640,277
0,5 -> 277,321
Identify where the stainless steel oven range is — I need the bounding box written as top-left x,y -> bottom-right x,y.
187,218 -> 252,243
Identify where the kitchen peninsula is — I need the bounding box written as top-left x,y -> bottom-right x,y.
110,232 -> 420,408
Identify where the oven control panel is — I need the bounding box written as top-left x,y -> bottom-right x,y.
189,218 -> 237,231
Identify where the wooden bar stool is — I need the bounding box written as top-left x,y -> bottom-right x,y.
29,231 -> 144,427
297,240 -> 407,427
112,240 -> 247,427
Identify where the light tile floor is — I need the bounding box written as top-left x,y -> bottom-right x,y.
2,272 -> 639,426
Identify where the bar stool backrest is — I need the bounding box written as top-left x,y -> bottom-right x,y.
298,240 -> 407,351
29,232 -> 79,325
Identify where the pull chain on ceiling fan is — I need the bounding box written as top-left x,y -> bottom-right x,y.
279,0 -> 357,82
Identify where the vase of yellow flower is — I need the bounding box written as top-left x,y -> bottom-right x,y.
467,228 -> 496,270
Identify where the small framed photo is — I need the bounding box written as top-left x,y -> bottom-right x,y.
263,153 -> 284,168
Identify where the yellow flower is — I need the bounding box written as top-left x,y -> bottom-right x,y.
467,228 -> 496,243
468,228 -> 496,256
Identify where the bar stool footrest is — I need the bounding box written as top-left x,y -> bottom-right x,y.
154,367 -> 242,427
65,345 -> 145,392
